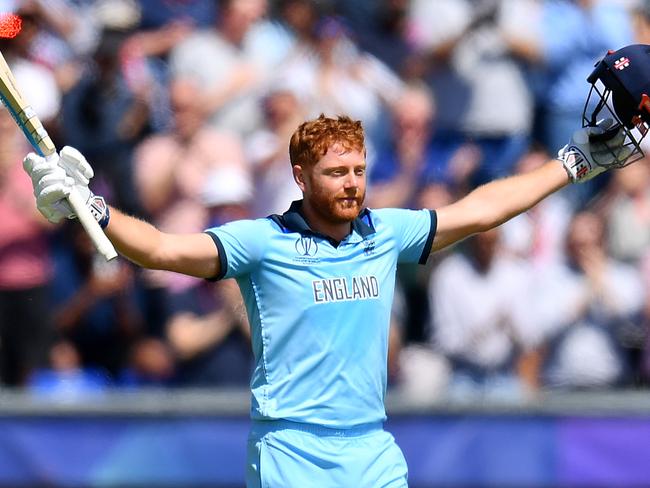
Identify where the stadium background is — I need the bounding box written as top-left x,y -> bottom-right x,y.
2,0 -> 650,486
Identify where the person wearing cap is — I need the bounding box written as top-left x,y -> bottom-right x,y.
200,165 -> 254,227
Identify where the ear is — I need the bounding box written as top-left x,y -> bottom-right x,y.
292,165 -> 307,192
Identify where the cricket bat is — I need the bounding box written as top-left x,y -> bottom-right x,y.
0,50 -> 118,261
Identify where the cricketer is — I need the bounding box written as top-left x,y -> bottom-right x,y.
22,44 -> 650,487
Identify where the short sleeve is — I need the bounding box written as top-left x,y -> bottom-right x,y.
373,208 -> 437,264
204,219 -> 269,280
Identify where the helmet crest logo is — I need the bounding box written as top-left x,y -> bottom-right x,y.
614,57 -> 630,71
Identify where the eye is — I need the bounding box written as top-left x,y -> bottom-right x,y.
355,167 -> 366,176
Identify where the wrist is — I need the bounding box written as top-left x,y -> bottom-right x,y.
556,157 -> 573,182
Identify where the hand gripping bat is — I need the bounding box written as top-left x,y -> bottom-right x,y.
0,46 -> 117,260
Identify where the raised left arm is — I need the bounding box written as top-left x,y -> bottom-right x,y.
431,120 -> 633,253
431,160 -> 569,253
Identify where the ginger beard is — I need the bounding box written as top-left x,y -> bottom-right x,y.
307,175 -> 366,224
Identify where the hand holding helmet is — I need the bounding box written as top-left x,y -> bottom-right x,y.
559,118 -> 634,182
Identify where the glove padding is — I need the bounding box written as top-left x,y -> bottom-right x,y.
23,146 -> 109,227
558,118 -> 634,183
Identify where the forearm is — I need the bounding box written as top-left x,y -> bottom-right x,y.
202,66 -> 254,114
104,207 -> 166,269
468,160 -> 570,230
104,207 -> 220,278
433,160 -> 570,252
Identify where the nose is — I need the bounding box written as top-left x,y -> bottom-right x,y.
343,171 -> 358,190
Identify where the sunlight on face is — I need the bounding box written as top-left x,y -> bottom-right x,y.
304,144 -> 367,224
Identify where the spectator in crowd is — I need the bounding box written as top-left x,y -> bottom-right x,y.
541,211 -> 645,388
163,168 -> 253,386
245,84 -> 304,217
61,23 -> 150,215
368,82 -> 468,210
367,82 -> 466,345
428,228 -> 537,399
120,0 -> 200,132
535,0 -> 633,156
51,222 -> 143,380
133,78 -> 248,224
4,0 -> 650,397
336,0 -> 420,78
169,0 -> 291,137
409,0 -> 537,185
120,336 -> 176,386
132,77 -> 248,315
532,0 -> 633,207
602,160 -> 650,265
500,144 -> 573,269
277,13 -> 404,149
0,111 -> 55,387
13,0 -> 101,93
0,32 -> 61,129
0,29 -> 62,388
273,0 -> 322,46
166,278 -> 252,386
200,165 -> 254,227
28,339 -> 111,396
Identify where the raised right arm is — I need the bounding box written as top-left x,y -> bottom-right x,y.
23,146 -> 221,280
105,207 -> 220,279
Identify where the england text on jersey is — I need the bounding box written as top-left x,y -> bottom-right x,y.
312,275 -> 379,303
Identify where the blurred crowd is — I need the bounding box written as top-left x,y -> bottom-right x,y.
1,0 -> 650,402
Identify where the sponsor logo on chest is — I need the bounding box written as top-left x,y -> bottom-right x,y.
312,275 -> 379,303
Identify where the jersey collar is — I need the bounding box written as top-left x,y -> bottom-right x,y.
271,200 -> 376,245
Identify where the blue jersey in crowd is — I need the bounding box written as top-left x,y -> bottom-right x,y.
205,201 -> 436,428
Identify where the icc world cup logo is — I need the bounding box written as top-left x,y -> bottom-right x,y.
295,236 -> 318,257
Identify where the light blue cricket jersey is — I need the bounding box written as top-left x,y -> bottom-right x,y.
205,200 -> 436,428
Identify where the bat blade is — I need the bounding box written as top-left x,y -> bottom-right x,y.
0,52 -> 55,157
0,50 -> 117,261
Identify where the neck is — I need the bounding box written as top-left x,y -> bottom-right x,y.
301,199 -> 352,242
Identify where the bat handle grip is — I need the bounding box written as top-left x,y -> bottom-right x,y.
67,189 -> 118,261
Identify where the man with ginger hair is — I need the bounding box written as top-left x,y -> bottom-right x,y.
22,112 -> 632,486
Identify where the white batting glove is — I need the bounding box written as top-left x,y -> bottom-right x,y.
22,146 -> 110,227
558,118 -> 634,183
